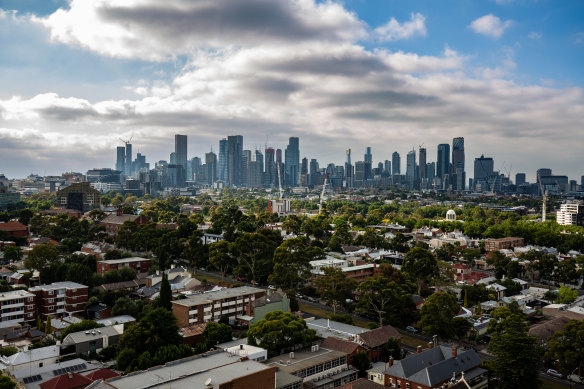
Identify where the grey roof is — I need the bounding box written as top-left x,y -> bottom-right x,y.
0,289 -> 34,301
62,325 -> 122,346
12,357 -> 101,383
106,350 -> 272,389
171,286 -> 264,307
97,257 -> 149,265
385,346 -> 482,387
96,315 -> 135,327
30,281 -> 87,291
307,318 -> 368,340
275,370 -> 303,388
0,345 -> 59,366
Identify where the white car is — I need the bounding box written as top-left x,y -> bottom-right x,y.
547,369 -> 562,378
268,285 -> 276,290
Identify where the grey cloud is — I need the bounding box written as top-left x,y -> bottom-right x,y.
260,54 -> 388,76
37,105 -> 98,121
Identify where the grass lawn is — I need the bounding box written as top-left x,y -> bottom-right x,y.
193,273 -> 234,287
298,303 -> 370,328
400,334 -> 430,348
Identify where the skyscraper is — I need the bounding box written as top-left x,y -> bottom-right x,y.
418,148 -> 426,180
436,143 -> 450,179
218,138 -> 228,182
384,160 -> 391,174
515,173 -> 526,186
242,149 -> 252,186
175,134 -> 188,175
392,152 -> 400,175
345,149 -> 353,188
255,150 -> 264,174
116,147 -> 125,173
276,149 -> 282,164
125,142 -> 133,177
452,137 -> 465,172
285,137 -> 300,187
205,152 -> 217,185
227,135 -> 243,186
265,147 -> 275,186
364,147 -> 372,180
406,149 -> 417,188
474,155 -> 494,191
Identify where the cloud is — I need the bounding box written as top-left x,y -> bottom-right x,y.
373,13 -> 427,42
528,32 -> 543,40
32,0 -> 367,61
469,14 -> 513,38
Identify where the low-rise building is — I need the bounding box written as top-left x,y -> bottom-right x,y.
0,222 -> 29,239
61,325 -> 124,356
0,345 -> 60,373
96,257 -> 151,275
100,211 -> 148,236
171,286 -> 266,327
484,237 -> 524,252
0,290 -> 36,328
30,282 -> 88,320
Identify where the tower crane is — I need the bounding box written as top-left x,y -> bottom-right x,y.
318,170 -> 329,215
119,135 -> 133,145
538,174 -> 548,222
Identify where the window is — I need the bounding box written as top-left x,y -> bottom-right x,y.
48,298 -> 54,303
48,306 -> 54,311
27,297 -> 33,302
48,290 -> 54,295
406,384 -> 410,389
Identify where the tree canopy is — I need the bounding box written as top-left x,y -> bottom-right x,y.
248,311 -> 316,357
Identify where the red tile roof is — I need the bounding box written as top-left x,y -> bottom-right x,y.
358,325 -> 401,348
39,373 -> 93,389
0,222 -> 27,232
84,369 -> 120,381
339,378 -> 385,388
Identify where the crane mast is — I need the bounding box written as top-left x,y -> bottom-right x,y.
538,174 -> 547,222
318,171 -> 328,215
277,161 -> 283,200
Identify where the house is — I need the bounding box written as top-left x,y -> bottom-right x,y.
104,349 -> 277,389
83,369 -> 119,381
10,357 -> 102,389
357,325 -> 402,362
61,325 -> 123,356
369,345 -> 488,389
0,345 -> 60,372
178,323 -> 207,347
201,233 -> 224,245
95,315 -> 135,327
0,222 -> 28,240
39,373 -> 93,389
251,291 -> 290,324
100,211 -> 148,236
96,257 -> 151,275
486,283 -> 507,300
484,237 -> 525,252
86,303 -> 111,320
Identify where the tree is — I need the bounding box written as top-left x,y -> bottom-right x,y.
358,276 -> 411,326
202,322 -> 232,349
419,292 -> 459,339
402,247 -> 439,295
314,267 -> 357,314
45,315 -> 52,335
269,238 -> 313,291
233,233 -> 277,285
547,319 -> 584,377
24,243 -> 59,282
159,274 -> 172,310
556,284 -> 577,303
0,375 -> 16,389
18,208 -> 34,226
353,351 -> 370,378
208,241 -> 236,280
452,317 -> 472,342
112,296 -> 142,317
248,311 -> 316,357
486,307 -> 543,388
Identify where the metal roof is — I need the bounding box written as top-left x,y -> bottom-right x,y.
171,286 -> 264,307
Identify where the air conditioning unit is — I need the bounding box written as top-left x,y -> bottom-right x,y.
290,352 -> 295,359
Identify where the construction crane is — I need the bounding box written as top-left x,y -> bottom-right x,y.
538,174 -> 548,222
318,170 -> 329,215
119,135 -> 133,145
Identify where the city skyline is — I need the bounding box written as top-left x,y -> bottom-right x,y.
1,0 -> 583,179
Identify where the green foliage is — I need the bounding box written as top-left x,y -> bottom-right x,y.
234,233 -> 277,284
159,274 -> 172,310
202,322 -> 233,349
546,319 -> 584,376
269,238 -> 315,291
315,267 -> 357,315
353,351 -> 370,378
366,322 -> 378,329
45,315 -> 52,335
208,240 -> 236,280
402,247 -> 438,295
0,346 -> 17,357
0,375 -> 16,389
118,308 -> 182,357
112,296 -> 142,317
24,243 -> 60,282
248,311 -> 316,357
419,292 -> 460,339
486,307 -> 543,388
329,314 -> 354,325
556,284 -> 577,303
2,246 -> 22,262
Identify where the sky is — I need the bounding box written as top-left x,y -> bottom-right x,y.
0,0 -> 583,182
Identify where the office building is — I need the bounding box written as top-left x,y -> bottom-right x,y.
124,142 -> 132,177
205,152 -> 217,185
515,173 -> 526,186
115,147 -> 125,174
418,148 -> 426,180
265,147 -> 276,186
436,143 -> 450,179
256,149 -> 264,174
355,161 -> 365,182
55,182 -> 101,212
86,168 -> 121,184
384,160 -> 391,174
167,164 -> 186,187
227,135 -> 243,186
174,134 -> 187,182
537,168 -> 552,181
171,286 -> 266,327
276,148 -> 282,164
285,137 -> 300,187
452,137 -> 465,172
406,150 -> 417,188
242,149 -> 252,186
345,149 -> 353,188
218,138 -> 228,181
473,155 -> 494,191
391,152 -> 400,175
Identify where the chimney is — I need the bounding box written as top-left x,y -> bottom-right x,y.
417,345 -> 422,354
428,342 -> 433,349
388,356 -> 394,367
116,208 -> 122,216
452,346 -> 458,358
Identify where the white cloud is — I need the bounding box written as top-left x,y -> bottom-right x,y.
469,14 -> 513,38
373,13 -> 427,42
528,32 -> 543,40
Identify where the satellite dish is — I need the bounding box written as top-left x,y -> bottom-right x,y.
205,378 -> 212,386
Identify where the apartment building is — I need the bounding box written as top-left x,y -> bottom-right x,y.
0,290 -> 35,328
171,286 -> 266,327
557,203 -> 584,226
484,237 -> 525,252
30,282 -> 88,319
96,257 -> 151,275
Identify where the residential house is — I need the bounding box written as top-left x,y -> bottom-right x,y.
0,222 -> 29,239
0,345 -> 60,372
486,284 -> 507,300
61,325 -> 124,356
484,237 -> 525,252
251,291 -> 290,324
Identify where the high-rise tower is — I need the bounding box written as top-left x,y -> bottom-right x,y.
436,144 -> 450,179
116,147 -> 125,174
285,137 -> 300,187
175,134 -> 188,182
218,138 -> 228,181
227,135 -> 243,186
392,152 -> 400,175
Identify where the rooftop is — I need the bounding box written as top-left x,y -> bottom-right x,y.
97,257 -> 150,264
0,289 -> 34,301
171,286 -> 264,307
307,318 -> 368,340
266,346 -> 346,374
30,281 -> 87,291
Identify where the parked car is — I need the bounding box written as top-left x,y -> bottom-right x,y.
406,326 -> 418,333
268,285 -> 276,290
306,296 -> 318,303
547,369 -> 562,378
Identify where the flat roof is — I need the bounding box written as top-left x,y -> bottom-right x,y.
30,281 -> 87,291
266,347 -> 346,374
172,286 -> 264,307
307,318 -> 368,340
342,264 -> 374,272
97,257 -> 150,264
0,290 -> 34,301
106,350 -> 273,389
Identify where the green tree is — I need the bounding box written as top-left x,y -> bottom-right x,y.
314,267 -> 357,314
486,307 -> 543,388
45,315 -> 52,335
0,346 -> 18,357
402,247 -> 439,295
419,292 -> 459,339
24,243 -> 60,282
556,284 -> 577,303
353,351 -> 371,378
248,311 -> 316,357
2,246 -> 22,262
269,238 -> 314,291
112,296 -> 142,317
0,375 -> 16,389
202,322 -> 232,349
116,348 -> 137,371
159,273 -> 172,310
546,319 -> 584,377
18,208 -> 34,226
234,233 -> 277,285
208,240 -> 236,280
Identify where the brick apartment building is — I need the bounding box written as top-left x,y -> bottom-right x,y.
30,282 -> 88,320
96,257 -> 151,275
0,222 -> 29,239
0,290 -> 36,327
171,286 -> 266,327
100,211 -> 148,236
484,237 -> 525,252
